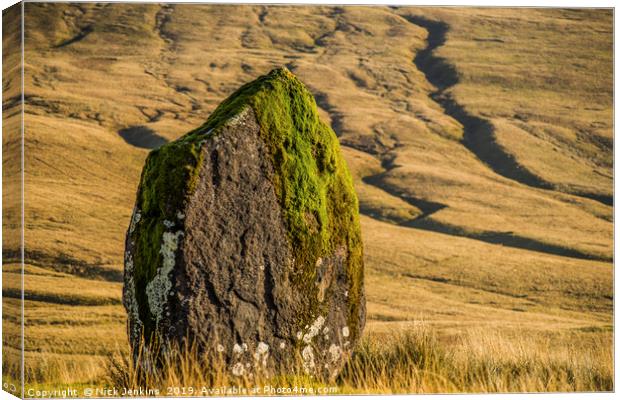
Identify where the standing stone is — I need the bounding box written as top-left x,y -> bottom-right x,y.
123,67 -> 365,379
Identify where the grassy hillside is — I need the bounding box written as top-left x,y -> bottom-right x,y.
2,4 -> 612,393
2,4 -> 24,394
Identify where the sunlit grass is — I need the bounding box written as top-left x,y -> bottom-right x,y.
19,325 -> 611,394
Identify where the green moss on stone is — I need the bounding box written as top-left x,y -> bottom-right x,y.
129,141 -> 200,336
129,68 -> 364,341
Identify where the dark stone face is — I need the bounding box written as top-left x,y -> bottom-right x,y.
170,109 -> 301,373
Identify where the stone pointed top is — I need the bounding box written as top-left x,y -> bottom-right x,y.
178,66 -> 319,144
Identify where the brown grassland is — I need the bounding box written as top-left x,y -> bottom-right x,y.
2,3 -> 613,395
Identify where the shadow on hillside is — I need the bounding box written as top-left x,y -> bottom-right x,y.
54,25 -> 94,48
404,15 -> 612,207
403,218 -> 611,262
360,171 -> 607,261
405,16 -> 556,191
3,248 -> 123,282
118,126 -> 168,149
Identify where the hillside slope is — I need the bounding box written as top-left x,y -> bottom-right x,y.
2,4 -> 612,389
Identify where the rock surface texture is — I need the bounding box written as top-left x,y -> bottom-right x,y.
123,68 -> 365,379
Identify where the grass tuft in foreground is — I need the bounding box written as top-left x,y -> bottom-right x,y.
339,327 -> 612,393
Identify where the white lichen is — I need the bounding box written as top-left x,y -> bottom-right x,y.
232,363 -> 245,376
303,315 -> 325,344
227,106 -> 250,127
129,208 -> 141,234
233,343 -> 244,354
328,344 -> 342,363
146,230 -> 183,325
254,342 -> 269,367
176,211 -> 185,220
342,326 -> 350,338
256,342 -> 269,354
125,251 -> 134,272
124,252 -> 142,340
163,219 -> 174,228
302,346 -> 315,374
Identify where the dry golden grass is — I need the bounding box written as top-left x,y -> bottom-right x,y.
2,4 -> 612,394
342,326 -> 612,393
99,325 -> 611,394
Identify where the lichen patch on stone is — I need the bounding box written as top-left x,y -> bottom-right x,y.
145,230 -> 183,325
302,345 -> 315,374
233,343 -> 245,354
226,106 -> 251,128
302,315 -> 326,344
232,362 -> 245,376
254,342 -> 270,368
328,344 -> 342,363
256,341 -> 269,355
129,208 -> 141,234
124,251 -> 142,341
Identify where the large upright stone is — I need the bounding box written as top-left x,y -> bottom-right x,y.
123,68 -> 365,379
